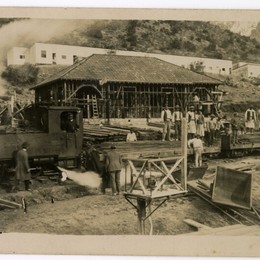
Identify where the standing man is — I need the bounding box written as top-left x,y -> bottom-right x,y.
14,142 -> 31,192
245,106 -> 256,133
172,105 -> 182,141
106,144 -> 122,196
208,114 -> 217,146
161,105 -> 172,141
231,112 -> 239,145
187,105 -> 196,140
188,135 -> 204,168
196,110 -> 205,138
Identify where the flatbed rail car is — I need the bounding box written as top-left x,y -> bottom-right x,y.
221,133 -> 260,157
0,105 -> 83,180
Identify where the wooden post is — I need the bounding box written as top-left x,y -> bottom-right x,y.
64,81 -> 67,103
87,94 -> 90,119
137,198 -> 146,235
181,117 -> 188,190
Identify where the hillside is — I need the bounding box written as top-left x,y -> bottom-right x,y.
2,19 -> 260,113
48,20 -> 260,63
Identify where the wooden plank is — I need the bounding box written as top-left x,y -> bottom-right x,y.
184,219 -> 212,231
188,224 -> 244,235
0,199 -> 22,209
192,225 -> 260,236
0,203 -> 16,209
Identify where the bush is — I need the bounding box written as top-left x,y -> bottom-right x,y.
2,64 -> 39,85
86,26 -> 103,39
189,61 -> 205,73
169,38 -> 182,49
183,41 -> 196,52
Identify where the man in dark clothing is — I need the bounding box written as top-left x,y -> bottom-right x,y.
161,106 -> 172,141
106,145 -> 122,195
231,112 -> 239,145
65,113 -> 79,133
13,142 -> 31,192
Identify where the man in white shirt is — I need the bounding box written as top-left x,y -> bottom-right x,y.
245,106 -> 256,133
126,129 -> 137,142
161,105 -> 172,141
172,105 -> 182,141
188,135 -> 204,167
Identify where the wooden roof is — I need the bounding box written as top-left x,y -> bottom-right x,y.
32,54 -> 221,89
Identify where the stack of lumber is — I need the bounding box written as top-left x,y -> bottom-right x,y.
83,123 -> 162,144
102,124 -> 162,140
95,140 -> 183,158
83,124 -> 127,143
148,122 -> 175,130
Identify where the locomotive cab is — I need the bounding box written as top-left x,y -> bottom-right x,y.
0,105 -> 83,182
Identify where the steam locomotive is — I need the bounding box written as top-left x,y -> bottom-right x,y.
0,104 -> 83,182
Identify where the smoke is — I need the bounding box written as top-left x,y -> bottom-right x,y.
0,19 -> 93,93
59,167 -> 102,189
0,19 -> 92,63
59,167 -> 132,191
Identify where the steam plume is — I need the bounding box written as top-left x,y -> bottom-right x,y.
0,19 -> 93,93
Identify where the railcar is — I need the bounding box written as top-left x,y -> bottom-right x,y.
0,104 -> 83,182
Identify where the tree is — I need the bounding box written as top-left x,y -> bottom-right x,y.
126,20 -> 138,47
2,64 -> 39,85
189,61 -> 205,73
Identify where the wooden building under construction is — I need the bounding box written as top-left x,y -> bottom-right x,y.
31,54 -> 222,120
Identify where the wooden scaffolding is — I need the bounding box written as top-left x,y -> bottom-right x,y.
123,118 -> 188,234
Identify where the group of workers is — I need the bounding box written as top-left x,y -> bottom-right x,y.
160,104 -> 260,168
161,104 -> 223,144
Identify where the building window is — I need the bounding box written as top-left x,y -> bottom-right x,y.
222,68 -> 226,71
19,55 -> 25,59
41,50 -> 47,58
62,55 -> 66,59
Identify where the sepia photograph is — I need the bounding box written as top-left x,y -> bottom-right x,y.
0,5 -> 260,257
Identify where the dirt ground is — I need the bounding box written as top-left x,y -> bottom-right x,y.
0,156 -> 260,236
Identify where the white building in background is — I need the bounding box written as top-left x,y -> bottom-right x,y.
7,42 -> 232,76
233,62 -> 260,78
7,47 -> 28,66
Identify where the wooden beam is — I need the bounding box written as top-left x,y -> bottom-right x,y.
181,117 -> 188,190
184,219 -> 212,231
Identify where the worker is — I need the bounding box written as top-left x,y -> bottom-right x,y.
106,144 -> 122,196
245,106 -> 256,133
13,142 -> 31,192
196,110 -> 205,138
192,93 -> 201,111
161,105 -> 172,141
65,113 -> 79,133
208,114 -> 217,146
204,113 -> 210,147
188,134 -> 204,168
231,112 -> 239,145
126,128 -> 137,142
187,105 -> 196,140
172,104 -> 182,141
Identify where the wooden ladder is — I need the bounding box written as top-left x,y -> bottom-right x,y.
92,95 -> 99,119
